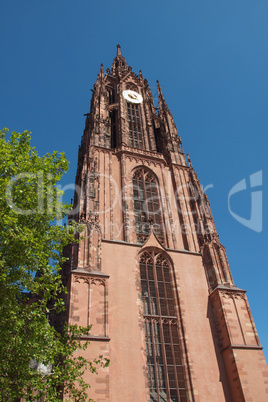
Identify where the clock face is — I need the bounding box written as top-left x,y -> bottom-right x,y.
123,90 -> 143,104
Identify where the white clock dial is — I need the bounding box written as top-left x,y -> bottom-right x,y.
123,90 -> 143,104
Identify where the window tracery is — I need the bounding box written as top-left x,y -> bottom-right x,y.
133,168 -> 164,245
140,250 -> 187,401
126,82 -> 139,92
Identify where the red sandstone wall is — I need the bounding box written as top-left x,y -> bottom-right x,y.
93,241 -> 230,401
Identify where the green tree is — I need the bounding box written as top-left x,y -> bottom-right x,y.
0,129 -> 108,401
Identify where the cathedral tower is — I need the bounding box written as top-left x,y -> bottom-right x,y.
64,45 -> 268,401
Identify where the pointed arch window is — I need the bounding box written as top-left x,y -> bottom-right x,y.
127,102 -> 143,149
140,251 -> 187,401
133,168 -> 164,244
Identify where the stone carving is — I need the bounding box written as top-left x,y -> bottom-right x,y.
77,222 -> 102,271
126,82 -> 139,92
74,275 -> 90,285
220,291 -> 246,300
91,278 -> 106,286
155,253 -> 169,267
74,275 -> 106,287
233,293 -> 246,300
140,251 -> 153,265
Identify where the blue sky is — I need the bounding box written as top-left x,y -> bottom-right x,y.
1,1 -> 267,359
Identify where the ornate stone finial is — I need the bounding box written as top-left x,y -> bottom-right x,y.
99,63 -> 104,78
187,153 -> 193,168
116,44 -> 122,57
157,80 -> 164,101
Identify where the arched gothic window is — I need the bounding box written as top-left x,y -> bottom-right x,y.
140,251 -> 187,402
133,168 -> 164,244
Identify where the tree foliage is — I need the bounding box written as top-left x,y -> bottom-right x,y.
0,129 -> 108,401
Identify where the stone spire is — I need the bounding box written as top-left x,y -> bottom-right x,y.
111,44 -> 129,77
99,63 -> 104,79
116,43 -> 122,57
156,80 -> 164,101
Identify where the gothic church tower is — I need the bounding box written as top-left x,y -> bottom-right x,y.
64,45 -> 268,401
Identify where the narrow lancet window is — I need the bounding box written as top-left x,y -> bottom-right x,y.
110,109 -> 117,148
127,102 -> 143,149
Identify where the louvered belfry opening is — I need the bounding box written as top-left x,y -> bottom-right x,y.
127,102 -> 143,149
140,250 -> 187,402
133,168 -> 165,245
